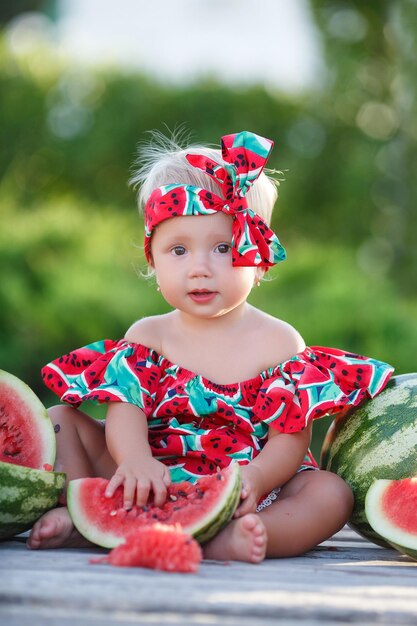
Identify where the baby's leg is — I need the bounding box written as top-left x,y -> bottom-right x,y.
27,405 -> 116,549
203,470 -> 352,562
46,404 -> 116,484
261,469 -> 353,558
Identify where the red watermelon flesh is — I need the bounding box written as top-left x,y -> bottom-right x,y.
365,477 -> 417,560
0,369 -> 56,469
91,523 -> 202,572
382,478 -> 417,533
67,463 -> 241,549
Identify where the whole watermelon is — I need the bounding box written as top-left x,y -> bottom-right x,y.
320,373 -> 417,547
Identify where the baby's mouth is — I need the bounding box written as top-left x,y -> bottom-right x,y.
188,290 -> 217,303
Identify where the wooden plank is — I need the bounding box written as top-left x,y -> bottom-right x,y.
1,528 -> 417,626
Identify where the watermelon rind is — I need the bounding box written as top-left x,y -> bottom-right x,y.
320,374 -> 417,547
388,542 -> 417,561
187,462 -> 241,545
67,463 -> 241,549
0,461 -> 66,540
365,479 -> 417,561
68,479 -> 132,549
0,369 -> 56,469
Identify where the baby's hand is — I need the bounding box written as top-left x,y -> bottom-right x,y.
105,456 -> 171,509
234,464 -> 265,518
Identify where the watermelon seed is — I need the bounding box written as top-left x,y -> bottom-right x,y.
169,495 -> 177,501
177,490 -> 187,497
110,510 -> 118,517
0,418 -> 23,457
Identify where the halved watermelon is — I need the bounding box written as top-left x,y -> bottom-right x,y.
68,463 -> 241,548
0,369 -> 56,469
365,478 -> 417,560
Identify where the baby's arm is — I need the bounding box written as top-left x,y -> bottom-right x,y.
235,424 -> 312,517
104,402 -> 171,509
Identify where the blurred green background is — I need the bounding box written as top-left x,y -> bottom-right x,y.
1,1 -> 416,458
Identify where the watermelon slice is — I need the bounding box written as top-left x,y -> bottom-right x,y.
0,369 -> 56,470
0,461 -> 66,539
68,463 -> 241,548
91,523 -> 202,572
365,477 -> 417,560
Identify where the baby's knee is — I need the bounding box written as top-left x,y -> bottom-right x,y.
320,471 -> 354,519
48,404 -> 83,429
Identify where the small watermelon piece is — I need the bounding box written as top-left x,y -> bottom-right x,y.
67,463 -> 241,549
91,523 -> 202,572
0,369 -> 56,469
0,461 -> 66,539
365,478 -> 417,560
320,374 -> 417,546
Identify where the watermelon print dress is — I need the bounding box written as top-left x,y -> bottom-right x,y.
42,341 -> 394,486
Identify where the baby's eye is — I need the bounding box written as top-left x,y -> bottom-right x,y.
171,245 -> 187,256
215,243 -> 231,254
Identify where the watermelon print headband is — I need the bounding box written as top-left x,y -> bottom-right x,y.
143,131 -> 287,268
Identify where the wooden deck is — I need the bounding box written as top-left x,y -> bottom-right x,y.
1,527 -> 417,626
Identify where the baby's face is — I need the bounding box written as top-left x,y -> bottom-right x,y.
150,212 -> 258,320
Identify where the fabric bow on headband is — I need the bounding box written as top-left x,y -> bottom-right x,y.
144,131 -> 286,268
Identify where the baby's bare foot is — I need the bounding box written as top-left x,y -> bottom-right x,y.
203,514 -> 267,563
27,507 -> 91,550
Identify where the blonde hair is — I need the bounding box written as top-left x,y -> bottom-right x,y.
130,129 -> 279,226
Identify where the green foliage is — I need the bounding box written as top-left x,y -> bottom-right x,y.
0,1 -> 55,25
0,197 -> 163,394
1,2 -> 417,455
309,0 -> 417,293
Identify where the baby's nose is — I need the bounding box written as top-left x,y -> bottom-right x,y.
188,253 -> 212,278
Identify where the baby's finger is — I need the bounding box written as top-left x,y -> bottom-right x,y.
105,473 -> 124,498
135,479 -> 151,508
234,503 -> 245,518
123,476 -> 137,509
152,481 -> 168,507
240,486 -> 248,499
163,470 -> 172,487
234,496 -> 254,518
